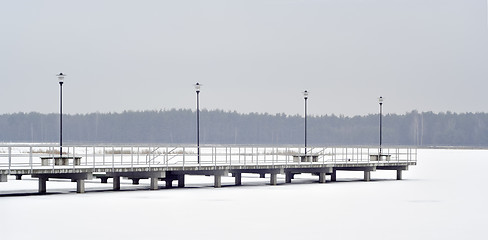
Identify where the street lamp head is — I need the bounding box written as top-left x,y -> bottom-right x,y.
57,73 -> 66,84
194,82 -> 201,93
378,96 -> 383,105
303,90 -> 309,99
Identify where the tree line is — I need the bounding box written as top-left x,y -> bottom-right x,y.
0,109 -> 487,147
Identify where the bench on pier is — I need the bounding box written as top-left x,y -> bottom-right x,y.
293,154 -> 319,163
40,156 -> 82,166
369,154 -> 391,161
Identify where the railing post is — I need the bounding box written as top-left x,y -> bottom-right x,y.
8,146 -> 12,174
93,146 -> 96,170
29,146 -> 33,173
310,147 -> 313,166
272,147 -> 274,167
182,147 -> 186,167
256,147 -> 259,166
130,146 -> 134,169
111,146 -> 115,171
52,146 -> 55,171
198,146 -> 201,168
284,147 -> 287,166
244,147 -> 247,166
272,147 -> 275,163
166,147 -> 169,167
229,147 -> 232,166
136,147 -> 139,165
410,148 -> 412,163
367,147 -> 370,163
256,147 -> 259,165
415,148 -> 418,162
72,147 -> 75,170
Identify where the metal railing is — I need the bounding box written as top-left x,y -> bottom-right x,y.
0,144 -> 417,172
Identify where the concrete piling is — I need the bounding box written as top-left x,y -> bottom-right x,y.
214,175 -> 222,188
178,175 -> 185,188
285,173 -> 293,183
165,179 -> 173,188
39,177 -> 47,194
100,177 -> 108,183
150,177 -> 158,190
331,170 -> 337,182
113,176 -> 120,190
77,179 -> 85,193
364,171 -> 371,182
397,170 -> 402,180
270,173 -> 277,185
235,173 -> 242,186
319,172 -> 326,183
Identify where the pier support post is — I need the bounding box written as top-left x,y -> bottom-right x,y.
285,173 -> 293,183
397,170 -> 402,180
270,173 -> 277,185
319,172 -> 326,183
150,177 -> 159,190
331,170 -> 336,182
364,171 -> 371,182
165,179 -> 173,188
214,175 -> 222,188
177,175 -> 185,188
39,177 -> 47,194
76,179 -> 85,193
113,176 -> 120,190
260,173 -> 266,178
235,173 -> 242,186
0,174 -> 7,182
132,178 -> 140,185
15,175 -> 22,180
100,177 -> 108,183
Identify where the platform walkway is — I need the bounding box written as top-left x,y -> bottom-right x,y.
0,145 -> 417,194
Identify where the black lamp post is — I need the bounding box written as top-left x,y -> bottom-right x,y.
195,83 -> 201,164
303,90 -> 309,155
379,96 -> 383,155
57,73 -> 65,158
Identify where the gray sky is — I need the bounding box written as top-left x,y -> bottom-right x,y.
1,0 -> 487,116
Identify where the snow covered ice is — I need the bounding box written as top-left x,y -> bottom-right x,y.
0,149 -> 487,240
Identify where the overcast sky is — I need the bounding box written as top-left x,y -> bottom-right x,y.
1,0 -> 487,116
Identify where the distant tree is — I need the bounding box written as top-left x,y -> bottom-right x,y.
1,110 -> 488,147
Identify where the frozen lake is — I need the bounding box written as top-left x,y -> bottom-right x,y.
0,149 -> 486,240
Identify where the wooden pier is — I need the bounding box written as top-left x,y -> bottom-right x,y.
0,145 -> 417,194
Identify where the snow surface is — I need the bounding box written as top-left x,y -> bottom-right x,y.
0,149 -> 487,240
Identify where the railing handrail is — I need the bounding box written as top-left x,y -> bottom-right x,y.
0,145 -> 417,171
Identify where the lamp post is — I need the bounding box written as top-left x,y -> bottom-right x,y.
303,90 -> 309,155
57,73 -> 65,158
379,96 -> 383,155
195,83 -> 201,164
